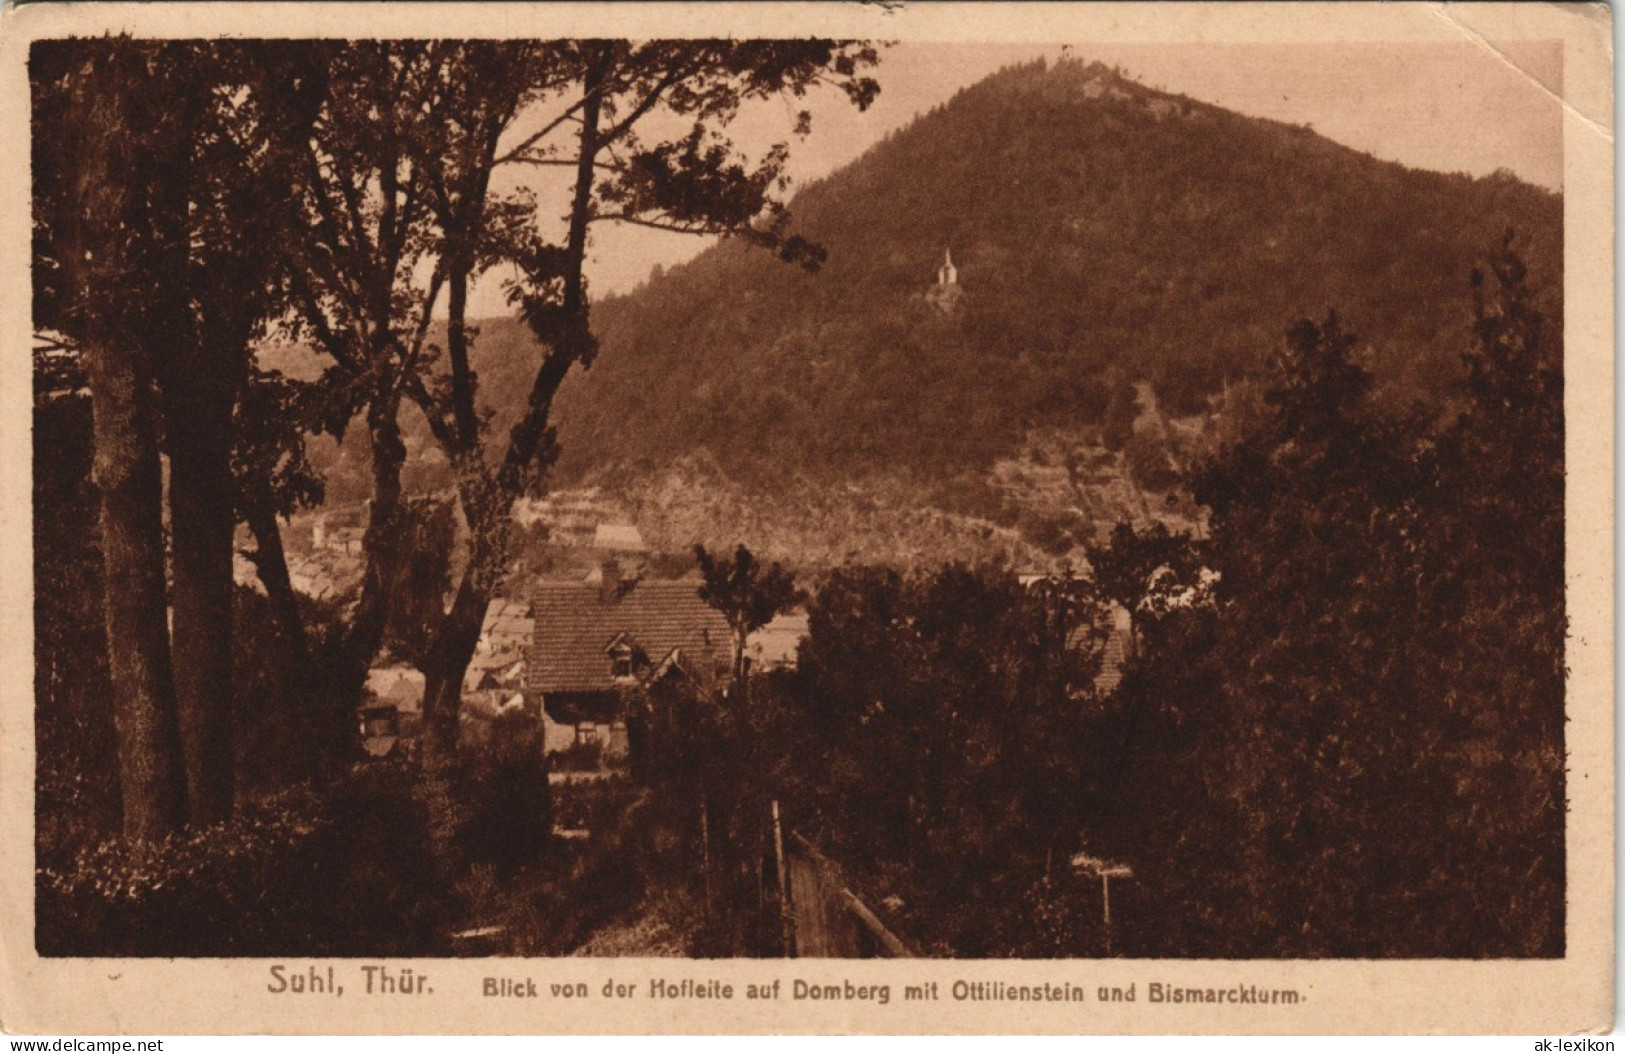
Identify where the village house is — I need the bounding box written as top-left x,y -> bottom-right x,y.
744,611 -> 810,673
1018,572 -> 1134,694
592,521 -> 648,554
460,597 -> 534,731
286,549 -> 364,602
525,560 -> 732,759
359,664 -> 425,758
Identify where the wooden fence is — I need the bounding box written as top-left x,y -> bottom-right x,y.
781,830 -> 912,958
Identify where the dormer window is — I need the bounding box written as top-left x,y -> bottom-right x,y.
609,642 -> 635,681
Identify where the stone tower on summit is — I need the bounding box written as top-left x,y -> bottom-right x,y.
927,247 -> 963,313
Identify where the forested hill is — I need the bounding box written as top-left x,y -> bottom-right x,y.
544,57 -> 1560,491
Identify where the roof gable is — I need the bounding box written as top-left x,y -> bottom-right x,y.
527,578 -> 731,695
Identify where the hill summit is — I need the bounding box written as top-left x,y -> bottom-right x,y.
404,58 -> 1561,567
548,58 -> 1558,499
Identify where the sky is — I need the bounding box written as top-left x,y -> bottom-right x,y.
465,39 -> 1564,315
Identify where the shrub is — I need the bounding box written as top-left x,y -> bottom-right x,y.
38,764 -> 453,957
448,712 -> 554,877
554,738 -> 606,773
37,787 -> 328,956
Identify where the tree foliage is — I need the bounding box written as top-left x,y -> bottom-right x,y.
771,563 -> 1108,954
1084,520 -> 1199,655
272,40 -> 880,760
31,36 -> 884,859
694,544 -> 805,683
1104,243 -> 1564,957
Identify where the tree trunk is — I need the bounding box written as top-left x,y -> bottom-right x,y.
246,505 -> 320,776
417,48 -> 610,762
498,48 -> 606,490
314,401 -> 410,768
246,507 -> 311,668
731,626 -> 750,697
415,228 -> 508,764
420,493 -> 512,764
64,46 -> 188,841
166,397 -> 239,824
444,252 -> 480,444
151,136 -> 242,826
419,569 -> 488,764
344,414 -> 408,629
84,336 -> 190,841
415,247 -> 485,765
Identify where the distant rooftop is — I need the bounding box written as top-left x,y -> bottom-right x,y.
747,611 -> 810,671
366,665 -> 424,713
593,523 -> 648,553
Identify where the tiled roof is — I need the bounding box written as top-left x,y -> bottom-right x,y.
593,523 -> 648,552
528,578 -> 731,695
1093,605 -> 1133,694
287,551 -> 363,601
484,597 -> 530,623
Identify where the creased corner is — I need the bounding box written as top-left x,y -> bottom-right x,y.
1426,3 -> 1612,146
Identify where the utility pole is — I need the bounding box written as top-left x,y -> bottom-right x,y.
1071,851 -> 1134,957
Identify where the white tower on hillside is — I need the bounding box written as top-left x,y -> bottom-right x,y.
937,248 -> 958,287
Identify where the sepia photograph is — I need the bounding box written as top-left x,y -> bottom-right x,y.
2,0 -> 1613,1037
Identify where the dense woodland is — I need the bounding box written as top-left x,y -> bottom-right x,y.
551,59 -> 1561,499
631,244 -> 1564,958
34,45 -> 1563,959
277,60 -> 1564,567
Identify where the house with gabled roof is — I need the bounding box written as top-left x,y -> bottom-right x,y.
744,611 -> 809,672
592,522 -> 648,554
526,559 -> 732,757
1019,572 -> 1134,695
1092,604 -> 1132,694
481,597 -> 534,652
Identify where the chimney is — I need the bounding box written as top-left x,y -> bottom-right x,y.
599,557 -> 620,602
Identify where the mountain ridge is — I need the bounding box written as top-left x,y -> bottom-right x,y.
285,57 -> 1562,567
545,57 -> 1560,498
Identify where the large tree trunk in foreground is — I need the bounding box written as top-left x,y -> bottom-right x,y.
420,503 -> 511,764
419,572 -> 488,764
85,341 -> 189,841
65,47 -> 188,841
89,350 -> 189,841
312,402 -> 412,767
150,112 -> 243,826
166,381 -> 241,823
245,505 -> 323,779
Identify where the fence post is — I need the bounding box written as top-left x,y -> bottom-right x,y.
772,800 -> 795,957
700,796 -> 712,923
